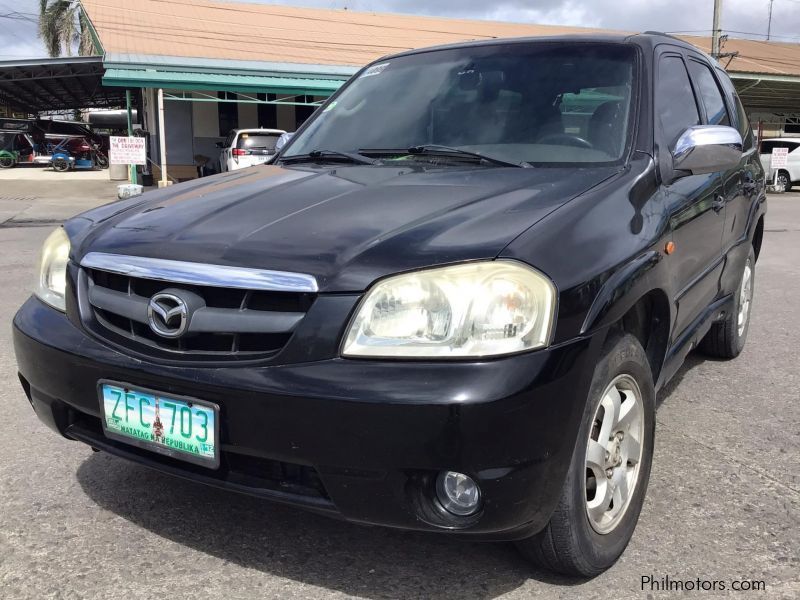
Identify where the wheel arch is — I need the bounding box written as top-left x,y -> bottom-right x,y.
752,215 -> 764,262
581,251 -> 673,384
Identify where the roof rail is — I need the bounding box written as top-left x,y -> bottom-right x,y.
641,31 -> 685,41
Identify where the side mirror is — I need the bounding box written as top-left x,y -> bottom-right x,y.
275,132 -> 294,153
215,141 -> 223,148
672,125 -> 742,175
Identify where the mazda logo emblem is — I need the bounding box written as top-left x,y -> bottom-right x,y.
147,292 -> 189,338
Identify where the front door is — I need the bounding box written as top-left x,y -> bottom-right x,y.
655,50 -> 726,338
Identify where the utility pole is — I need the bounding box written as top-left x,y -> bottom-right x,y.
711,0 -> 723,58
767,0 -> 774,40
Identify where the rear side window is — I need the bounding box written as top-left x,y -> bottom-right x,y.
760,140 -> 800,154
716,68 -> 754,150
687,60 -> 730,126
656,56 -> 700,146
236,133 -> 280,150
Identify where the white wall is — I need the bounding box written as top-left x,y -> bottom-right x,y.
238,100 -> 259,129
192,94 -> 220,138
276,103 -> 295,131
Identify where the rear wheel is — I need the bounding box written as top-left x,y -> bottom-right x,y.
777,171 -> 791,192
516,334 -> 655,576
700,246 -> 755,359
52,158 -> 70,172
0,155 -> 15,169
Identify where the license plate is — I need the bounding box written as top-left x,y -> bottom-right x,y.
98,381 -> 220,468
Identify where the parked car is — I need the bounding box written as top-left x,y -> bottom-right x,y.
759,137 -> 799,191
216,128 -> 285,171
13,33 -> 765,576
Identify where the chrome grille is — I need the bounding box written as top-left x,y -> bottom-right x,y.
77,257 -> 316,361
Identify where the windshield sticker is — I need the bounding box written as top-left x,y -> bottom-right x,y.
360,62 -> 390,78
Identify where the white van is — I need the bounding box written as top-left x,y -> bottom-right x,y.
217,128 -> 285,172
759,138 -> 800,191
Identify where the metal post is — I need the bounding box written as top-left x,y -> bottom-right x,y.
711,0 -> 723,58
157,88 -> 168,187
125,89 -> 137,185
767,0 -> 774,40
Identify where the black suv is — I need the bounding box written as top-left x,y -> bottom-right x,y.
13,34 -> 765,576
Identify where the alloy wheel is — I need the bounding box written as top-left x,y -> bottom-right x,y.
584,374 -> 645,534
738,260 -> 753,337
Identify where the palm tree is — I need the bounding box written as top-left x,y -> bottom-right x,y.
38,1 -> 95,58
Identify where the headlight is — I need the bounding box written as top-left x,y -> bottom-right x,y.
35,227 -> 70,312
342,261 -> 556,358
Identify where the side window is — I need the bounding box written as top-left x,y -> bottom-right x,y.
716,68 -> 755,150
687,60 -> 730,126
656,55 -> 701,147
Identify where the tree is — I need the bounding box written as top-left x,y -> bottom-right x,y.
38,1 -> 95,58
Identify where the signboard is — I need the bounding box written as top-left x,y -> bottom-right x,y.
109,136 -> 146,165
770,147 -> 789,169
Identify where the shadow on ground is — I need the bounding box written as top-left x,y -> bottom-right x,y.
655,350 -> 716,407
76,455 -> 581,599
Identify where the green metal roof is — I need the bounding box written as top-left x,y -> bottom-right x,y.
103,68 -> 346,96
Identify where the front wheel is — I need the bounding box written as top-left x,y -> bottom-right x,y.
516,334 -> 655,576
0,155 -> 15,169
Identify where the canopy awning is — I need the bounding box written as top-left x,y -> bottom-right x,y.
731,73 -> 800,113
102,67 -> 347,97
0,57 -> 128,114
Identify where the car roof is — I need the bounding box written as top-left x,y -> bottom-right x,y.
234,128 -> 285,135
375,31 -> 704,63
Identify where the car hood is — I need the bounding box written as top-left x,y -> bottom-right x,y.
72,163 -> 618,292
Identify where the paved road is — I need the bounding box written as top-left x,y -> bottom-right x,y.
0,175 -> 797,599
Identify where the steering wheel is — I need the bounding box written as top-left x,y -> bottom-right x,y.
536,133 -> 594,149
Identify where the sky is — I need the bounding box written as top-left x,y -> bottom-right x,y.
1,0 -> 798,59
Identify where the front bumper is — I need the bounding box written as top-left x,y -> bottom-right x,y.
13,296 -> 601,540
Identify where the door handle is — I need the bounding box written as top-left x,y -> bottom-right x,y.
712,195 -> 726,213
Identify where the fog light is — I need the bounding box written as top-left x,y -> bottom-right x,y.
436,471 -> 481,516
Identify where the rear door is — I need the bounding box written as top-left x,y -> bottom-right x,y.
655,49 -> 726,338
220,131 -> 235,171
713,66 -> 761,260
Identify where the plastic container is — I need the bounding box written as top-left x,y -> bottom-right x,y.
117,184 -> 144,199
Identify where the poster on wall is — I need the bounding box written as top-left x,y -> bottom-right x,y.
109,136 -> 147,165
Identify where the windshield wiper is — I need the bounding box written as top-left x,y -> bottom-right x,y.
361,145 -> 529,168
279,149 -> 380,166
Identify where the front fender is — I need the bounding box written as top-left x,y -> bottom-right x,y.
580,250 -> 671,335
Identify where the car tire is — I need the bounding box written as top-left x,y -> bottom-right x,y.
0,156 -> 15,169
516,333 -> 655,577
700,246 -> 755,359
52,158 -> 70,172
776,171 -> 791,193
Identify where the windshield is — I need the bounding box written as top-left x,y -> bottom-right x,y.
760,140 -> 799,154
286,42 -> 636,166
